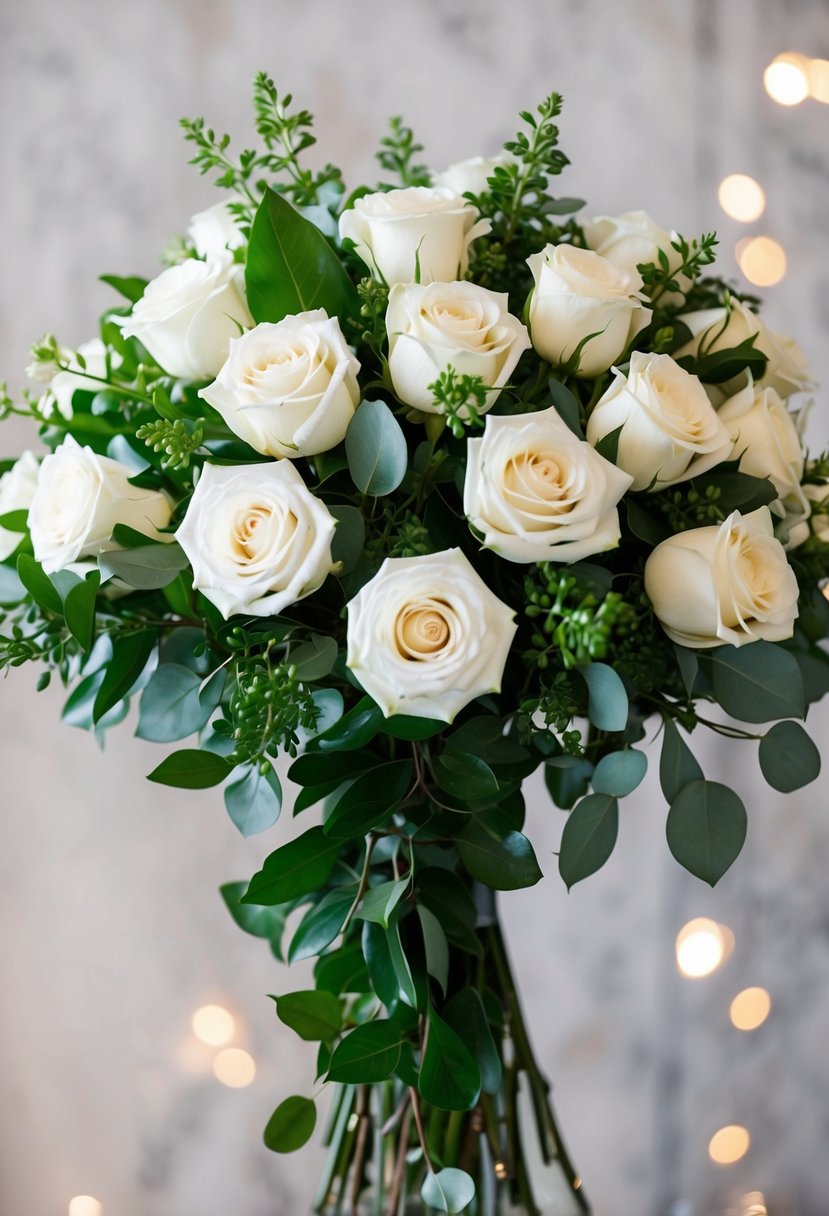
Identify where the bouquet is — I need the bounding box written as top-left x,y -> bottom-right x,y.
2,74 -> 827,1215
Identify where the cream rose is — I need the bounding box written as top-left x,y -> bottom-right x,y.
176,461 -> 335,619
339,186 -> 490,286
432,155 -> 508,197
34,339 -> 112,421
718,379 -> 810,548
0,451 -> 40,562
120,255 -> 252,381
346,548 -> 516,722
644,507 -> 799,648
187,199 -> 245,259
386,281 -> 530,414
804,479 -> 829,543
464,405 -> 633,563
526,244 -> 651,378
586,352 -> 732,491
199,311 -> 360,458
676,298 -> 812,399
581,210 -> 689,289
29,437 -> 171,574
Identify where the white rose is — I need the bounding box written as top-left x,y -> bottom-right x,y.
187,199 -> 245,259
120,255 -> 253,381
200,311 -> 360,458
526,244 -> 651,378
346,548 -> 516,722
339,186 -> 491,286
676,298 -> 812,399
581,209 -> 691,303
804,479 -> 829,543
386,281 -> 530,414
586,352 -> 732,491
432,155 -> 508,197
176,461 -> 335,619
0,451 -> 40,562
29,436 -> 171,574
35,339 -> 112,421
644,507 -> 799,649
464,405 -> 633,563
718,379 -> 810,548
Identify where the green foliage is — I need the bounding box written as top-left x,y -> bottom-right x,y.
637,232 -> 718,306
419,1007 -> 481,1111
421,1168 -> 476,1215
666,780 -> 747,886
220,634 -> 320,764
345,399 -> 408,495
427,367 -> 489,437
558,793 -> 619,888
274,990 -> 342,1041
263,1096 -> 317,1154
708,642 -> 805,724
135,417 -> 204,470
524,564 -> 638,670
327,1021 -> 402,1083
376,115 -> 429,187
759,721 -> 821,792
457,821 -> 543,891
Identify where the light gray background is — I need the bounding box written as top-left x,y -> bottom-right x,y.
0,2 -> 828,1214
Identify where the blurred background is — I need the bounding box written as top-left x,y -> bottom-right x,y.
0,1 -> 828,1213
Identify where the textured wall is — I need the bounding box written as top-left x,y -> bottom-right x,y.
0,1 -> 828,1213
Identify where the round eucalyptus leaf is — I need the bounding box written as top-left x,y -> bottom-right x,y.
759,720 -> 821,792
421,1167 -> 476,1213
592,749 -> 647,797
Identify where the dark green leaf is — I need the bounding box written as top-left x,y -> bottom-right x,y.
625,498 -> 670,547
457,821 -> 543,891
327,1021 -> 402,1084
710,642 -> 805,723
558,793 -> 619,889
381,714 -> 446,741
417,905 -> 450,994
579,663 -> 628,732
356,878 -> 409,928
289,634 -> 338,681
703,471 -> 777,514
548,378 -> 583,438
329,504 -> 365,573
416,869 -> 481,955
674,646 -> 699,698
388,912 -> 419,1008
324,761 -> 412,839
274,990 -> 342,1041
16,554 -> 63,615
263,1096 -> 317,1154
666,779 -> 747,885
593,424 -> 623,465
147,747 -> 233,789
759,721 -> 821,792
659,718 -> 703,803
243,826 -> 341,906
442,989 -> 501,1095
224,763 -> 283,836
63,572 -> 100,652
99,542 -> 189,590
544,755 -> 594,810
309,696 -> 383,753
94,629 -> 156,722
421,1168 -> 476,1215
288,887 -> 355,962
591,750 -> 647,797
362,920 -> 399,1007
289,750 -> 373,788
220,881 -> 287,955
346,399 -> 408,496
433,752 -> 500,802
419,1008 -> 481,1112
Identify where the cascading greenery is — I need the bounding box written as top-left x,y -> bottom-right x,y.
1,73 -> 827,1215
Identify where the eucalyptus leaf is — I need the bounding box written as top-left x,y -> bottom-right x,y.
710,642 -> 805,723
289,634 -> 338,681
99,542 -> 189,590
421,1168 -> 476,1214
591,749 -> 647,797
224,763 -> 283,836
457,821 -> 543,891
579,662 -> 629,732
137,663 -> 216,742
345,399 -> 408,496
558,793 -> 619,889
759,721 -> 821,792
433,751 -> 500,802
666,779 -> 747,886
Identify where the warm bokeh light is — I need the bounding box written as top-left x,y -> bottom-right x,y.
213,1047 -> 256,1088
809,58 -> 829,104
718,174 -> 766,223
709,1124 -> 751,1165
764,53 -> 810,105
675,918 -> 728,977
730,987 -> 772,1031
741,1192 -> 768,1216
191,1003 -> 236,1047
736,236 -> 787,287
68,1199 -> 102,1216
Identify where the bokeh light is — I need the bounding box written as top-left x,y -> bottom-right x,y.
730,987 -> 772,1031
736,236 -> 787,287
808,58 -> 829,104
191,1004 -> 236,1047
764,53 -> 810,105
718,174 -> 766,223
213,1047 -> 256,1088
708,1124 -> 751,1165
68,1199 -> 102,1216
741,1192 -> 768,1216
675,918 -> 729,978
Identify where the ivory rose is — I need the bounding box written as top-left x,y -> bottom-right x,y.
718,379 -> 810,548
339,186 -> 490,286
29,437 -> 171,574
464,405 -> 633,562
32,339 -> 112,421
586,352 -> 732,491
0,451 -> 40,562
120,255 -> 252,381
581,210 -> 690,293
644,507 -> 799,648
386,281 -> 530,414
432,155 -> 508,196
187,199 -> 245,259
200,311 -> 360,458
175,461 -> 335,619
526,244 -> 651,378
346,548 -> 516,722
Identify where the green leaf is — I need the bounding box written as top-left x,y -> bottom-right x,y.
324,761 -> 413,839
263,1096 -> 317,1154
345,399 -> 408,496
710,642 -> 805,723
579,662 -> 628,732
591,749 -> 647,797
674,646 -> 699,698
417,905 -> 450,994
220,881 -> 286,955
147,747 -> 233,789
327,1020 -> 402,1084
759,721 -> 821,792
659,717 -> 704,802
356,878 -> 409,928
416,868 -> 481,956
704,470 -> 777,513
593,424 -> 623,465
421,1168 -> 476,1214
432,752 -> 500,802
0,509 -> 29,532
457,821 -> 543,891
63,572 -> 100,652
381,714 -> 446,741
93,628 -> 156,722
100,273 -> 149,303
289,634 -> 338,681
289,750 -> 372,788
548,378 -> 583,438
288,887 -> 355,963
558,793 -> 619,889
442,989 -> 501,1095
137,663 -> 215,742
16,554 -> 63,615
362,920 -> 399,1007
274,990 -> 342,1041
224,763 -> 283,836
329,504 -> 365,573
544,755 -> 594,811
99,542 -> 190,590
245,186 -> 359,325
388,912 -> 419,1008
243,826 -> 341,906
419,1007 -> 481,1112
309,696 -> 383,753
666,779 -> 747,886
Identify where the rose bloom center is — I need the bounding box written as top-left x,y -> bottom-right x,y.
395,602 -> 452,660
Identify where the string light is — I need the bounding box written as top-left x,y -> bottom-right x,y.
675,918 -> 730,978
764,53 -> 810,106
736,236 -> 787,287
68,1199 -> 102,1216
809,58 -> 829,104
213,1047 -> 256,1088
708,1124 -> 751,1165
191,1004 -> 236,1047
718,175 -> 766,223
730,987 -> 772,1031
